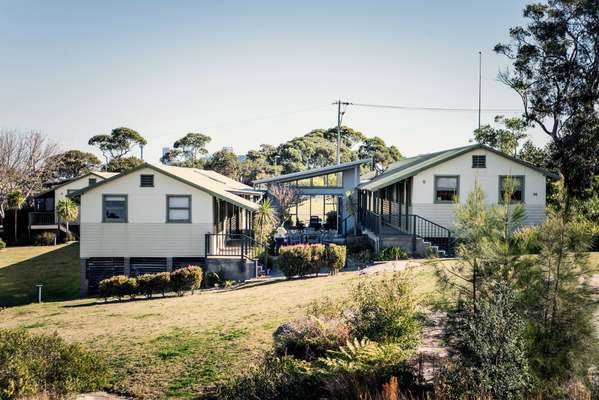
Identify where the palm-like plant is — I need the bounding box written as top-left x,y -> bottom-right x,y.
7,191 -> 26,243
253,198 -> 278,244
56,198 -> 78,234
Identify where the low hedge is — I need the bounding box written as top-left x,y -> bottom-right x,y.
324,244 -> 346,274
0,239 -> 5,250
0,329 -> 108,399
171,265 -> 203,295
98,275 -> 137,300
278,244 -> 347,279
98,266 -> 202,301
278,245 -> 314,278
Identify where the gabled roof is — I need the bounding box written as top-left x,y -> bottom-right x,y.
69,163 -> 259,211
358,143 -> 559,192
35,171 -> 118,198
196,169 -> 252,191
253,158 -> 371,185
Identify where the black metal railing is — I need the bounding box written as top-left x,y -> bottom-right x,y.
205,233 -> 263,261
29,212 -> 56,226
360,210 -> 382,235
407,214 -> 454,255
359,198 -> 455,256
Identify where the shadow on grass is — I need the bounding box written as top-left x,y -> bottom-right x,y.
64,274 -> 333,308
0,243 -> 79,307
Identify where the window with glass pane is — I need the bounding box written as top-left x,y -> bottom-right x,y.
311,175 -> 326,187
167,195 -> 191,222
103,195 -> 127,222
324,195 -> 338,229
434,176 -> 459,203
499,176 -> 524,203
297,178 -> 311,187
327,173 -> 342,187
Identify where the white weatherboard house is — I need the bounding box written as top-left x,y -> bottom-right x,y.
30,171 -> 118,236
356,143 -> 558,255
71,163 -> 262,295
71,143 -> 557,296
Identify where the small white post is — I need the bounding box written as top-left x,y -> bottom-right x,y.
36,284 -> 43,303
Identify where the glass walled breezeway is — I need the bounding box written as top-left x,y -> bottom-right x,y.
286,195 -> 340,230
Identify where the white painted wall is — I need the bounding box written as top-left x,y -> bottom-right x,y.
410,149 -> 547,228
80,167 -> 213,258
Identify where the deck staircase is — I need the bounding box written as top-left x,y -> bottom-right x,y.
360,207 -> 454,257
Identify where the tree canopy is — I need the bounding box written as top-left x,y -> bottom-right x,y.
495,0 -> 599,197
106,156 -> 144,173
204,149 -> 241,179
240,126 -> 400,180
161,132 -> 211,168
472,115 -> 551,168
48,150 -> 101,179
88,127 -> 147,164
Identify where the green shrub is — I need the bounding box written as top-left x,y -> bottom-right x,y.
310,244 -> 327,274
215,352 -> 318,400
346,235 -> 374,254
376,246 -> 408,261
354,249 -> 374,264
274,316 -> 351,361
438,282 -> 532,399
0,329 -> 108,399
153,272 -> 171,296
318,338 -> 417,399
278,245 -> 313,278
137,274 -> 157,298
98,275 -> 136,301
64,231 -> 77,242
0,239 -> 5,250
347,273 -> 420,346
205,271 -> 222,288
170,266 -> 203,295
34,232 -> 56,246
324,244 -> 346,274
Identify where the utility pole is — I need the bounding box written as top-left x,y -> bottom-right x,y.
332,100 -> 352,164
478,51 -> 482,130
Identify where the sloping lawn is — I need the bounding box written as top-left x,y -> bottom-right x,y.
0,262 -> 438,399
0,243 -> 80,307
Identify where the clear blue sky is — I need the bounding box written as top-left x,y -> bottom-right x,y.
0,0 -> 546,162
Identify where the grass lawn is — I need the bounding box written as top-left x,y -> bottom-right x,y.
0,261 -> 438,399
0,249 -> 596,399
0,243 -> 80,307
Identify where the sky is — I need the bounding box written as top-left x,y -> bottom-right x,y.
0,0 -> 547,163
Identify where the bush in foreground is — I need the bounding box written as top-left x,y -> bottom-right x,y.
347,273 -> 420,346
0,329 -> 107,399
0,239 -> 4,250
212,271 -> 422,400
274,316 -> 351,361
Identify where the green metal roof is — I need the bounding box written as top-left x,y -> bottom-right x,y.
358,143 -> 559,192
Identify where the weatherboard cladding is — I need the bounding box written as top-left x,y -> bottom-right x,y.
71,163 -> 259,211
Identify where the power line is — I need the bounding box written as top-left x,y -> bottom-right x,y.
341,102 -> 522,113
